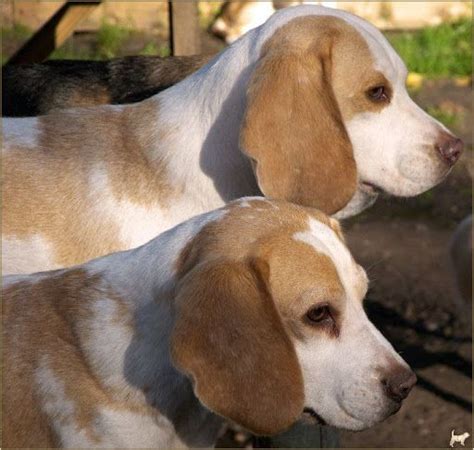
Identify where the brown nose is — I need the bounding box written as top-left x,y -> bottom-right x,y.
382,368 -> 417,402
436,134 -> 464,166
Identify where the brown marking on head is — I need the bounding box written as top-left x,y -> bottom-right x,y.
240,16 -> 391,215
2,99 -> 178,268
257,235 -> 345,337
215,1 -> 253,28
175,199 -> 332,277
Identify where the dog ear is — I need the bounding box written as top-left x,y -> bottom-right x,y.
171,258 -> 304,436
240,37 -> 357,215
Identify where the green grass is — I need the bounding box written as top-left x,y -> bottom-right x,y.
95,21 -> 131,59
2,23 -> 32,40
49,43 -> 99,61
1,23 -> 32,64
138,41 -> 170,57
388,18 -> 472,78
49,22 -> 170,60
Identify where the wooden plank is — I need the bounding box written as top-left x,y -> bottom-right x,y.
7,1 -> 101,65
168,1 -> 201,56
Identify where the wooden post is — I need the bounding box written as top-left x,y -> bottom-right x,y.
168,1 -> 201,56
7,0 -> 101,65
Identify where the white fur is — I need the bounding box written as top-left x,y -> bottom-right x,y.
3,117 -> 40,149
35,358 -> 99,448
143,4 -> 457,219
344,24 -> 453,197
89,167 -> 170,249
35,357 -> 188,448
2,235 -> 59,274
294,218 -> 410,430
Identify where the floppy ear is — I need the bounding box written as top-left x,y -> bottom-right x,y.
171,259 -> 304,436
240,42 -> 357,215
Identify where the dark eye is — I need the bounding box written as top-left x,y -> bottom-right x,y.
306,304 -> 331,323
367,85 -> 388,102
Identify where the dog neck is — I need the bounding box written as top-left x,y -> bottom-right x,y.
80,210 -> 228,447
133,30 -> 264,211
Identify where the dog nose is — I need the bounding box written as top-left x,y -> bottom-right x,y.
436,134 -> 464,166
382,368 -> 417,402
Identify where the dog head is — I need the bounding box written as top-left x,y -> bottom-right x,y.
171,198 -> 416,434
239,7 -> 463,218
211,1 -> 276,44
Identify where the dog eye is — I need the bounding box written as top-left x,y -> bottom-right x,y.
367,85 -> 388,102
306,304 -> 331,323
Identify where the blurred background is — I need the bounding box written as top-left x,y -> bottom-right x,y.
2,1 -> 472,448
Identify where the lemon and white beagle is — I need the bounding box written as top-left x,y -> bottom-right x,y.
3,6 -> 462,275
211,1 -> 326,43
3,198 -> 416,448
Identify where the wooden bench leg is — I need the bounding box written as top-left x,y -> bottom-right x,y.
168,1 -> 201,56
7,1 -> 101,65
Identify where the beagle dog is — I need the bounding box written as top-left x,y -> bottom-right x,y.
3,6 -> 463,275
3,198 -> 416,448
211,0 -> 278,43
2,55 -> 211,117
211,1 -> 325,44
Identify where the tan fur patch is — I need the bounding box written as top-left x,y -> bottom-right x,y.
2,269 -> 159,448
175,199 -> 331,276
2,99 -> 176,268
46,85 -> 112,112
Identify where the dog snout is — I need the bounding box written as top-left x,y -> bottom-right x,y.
381,367 -> 417,403
210,19 -> 229,40
435,133 -> 464,166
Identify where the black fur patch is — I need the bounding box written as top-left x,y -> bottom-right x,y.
3,54 -> 211,117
